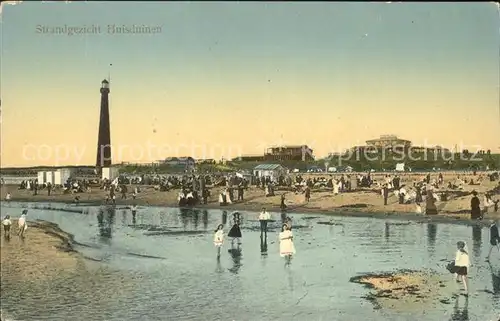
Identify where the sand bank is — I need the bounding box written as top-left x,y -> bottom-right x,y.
0,219 -> 141,321
350,270 -> 451,312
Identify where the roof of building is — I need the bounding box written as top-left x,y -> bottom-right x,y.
366,135 -> 411,142
269,145 -> 312,149
254,164 -> 284,170
164,157 -> 194,161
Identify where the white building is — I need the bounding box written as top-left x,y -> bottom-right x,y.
37,168 -> 74,186
102,167 -> 120,181
253,164 -> 287,181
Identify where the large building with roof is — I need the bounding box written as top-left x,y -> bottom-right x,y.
264,145 -> 314,161
365,135 -> 412,150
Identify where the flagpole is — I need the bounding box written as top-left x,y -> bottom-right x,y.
108,63 -> 112,84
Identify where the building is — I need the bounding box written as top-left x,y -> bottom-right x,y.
410,145 -> 451,154
253,164 -> 287,180
264,145 -> 314,161
37,168 -> 75,186
156,157 -> 196,170
233,155 -> 265,162
96,79 -> 112,168
366,135 -> 412,150
195,159 -> 216,164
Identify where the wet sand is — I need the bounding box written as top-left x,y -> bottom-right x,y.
0,219 -> 81,281
0,219 -> 140,320
350,270 -> 449,312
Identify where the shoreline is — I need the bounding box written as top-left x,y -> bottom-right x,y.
2,197 -> 497,228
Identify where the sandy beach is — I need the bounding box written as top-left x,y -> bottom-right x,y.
0,219 -> 140,320
1,172 -> 499,225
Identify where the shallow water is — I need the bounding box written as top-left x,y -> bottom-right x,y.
1,202 -> 499,321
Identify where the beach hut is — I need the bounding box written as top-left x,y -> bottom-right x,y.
253,164 -> 287,181
53,168 -> 74,186
395,163 -> 405,172
37,171 -> 47,184
102,167 -> 119,181
46,171 -> 54,185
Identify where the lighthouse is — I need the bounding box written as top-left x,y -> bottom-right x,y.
96,79 -> 111,168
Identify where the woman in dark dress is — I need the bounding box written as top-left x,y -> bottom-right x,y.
425,190 -> 438,215
280,193 -> 287,210
227,212 -> 242,246
470,191 -> 481,220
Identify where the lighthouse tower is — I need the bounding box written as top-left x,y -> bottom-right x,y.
96,79 -> 111,168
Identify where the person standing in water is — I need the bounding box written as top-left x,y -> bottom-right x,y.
486,220 -> 500,262
454,241 -> 470,295
2,215 -> 12,239
213,224 -> 224,259
18,210 -> 28,237
227,212 -> 242,247
131,204 -> 138,225
279,223 -> 296,264
258,207 -> 271,237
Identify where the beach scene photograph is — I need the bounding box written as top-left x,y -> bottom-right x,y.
1,1 -> 500,320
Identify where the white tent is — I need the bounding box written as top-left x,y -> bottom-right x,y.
395,163 -> 405,172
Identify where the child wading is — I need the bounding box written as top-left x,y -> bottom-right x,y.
447,241 -> 470,295
18,210 -> 28,237
213,224 -> 224,258
2,215 -> 12,239
279,223 -> 296,265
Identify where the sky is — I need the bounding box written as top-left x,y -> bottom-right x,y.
1,1 -> 499,167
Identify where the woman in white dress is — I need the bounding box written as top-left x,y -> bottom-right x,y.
213,224 -> 224,258
225,189 -> 232,204
333,180 -> 339,195
279,223 -> 296,264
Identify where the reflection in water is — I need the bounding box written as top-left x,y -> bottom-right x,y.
121,210 -> 127,226
260,235 -> 268,256
202,210 -> 208,230
179,208 -> 189,229
215,257 -> 224,273
471,226 -> 482,259
286,267 -> 294,292
222,211 -> 228,225
193,210 -> 200,230
427,223 -> 437,248
228,247 -> 242,274
450,296 -> 468,321
488,262 -> 500,296
97,206 -> 115,240
132,211 -> 137,225
384,222 -> 389,240
159,211 -> 167,226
